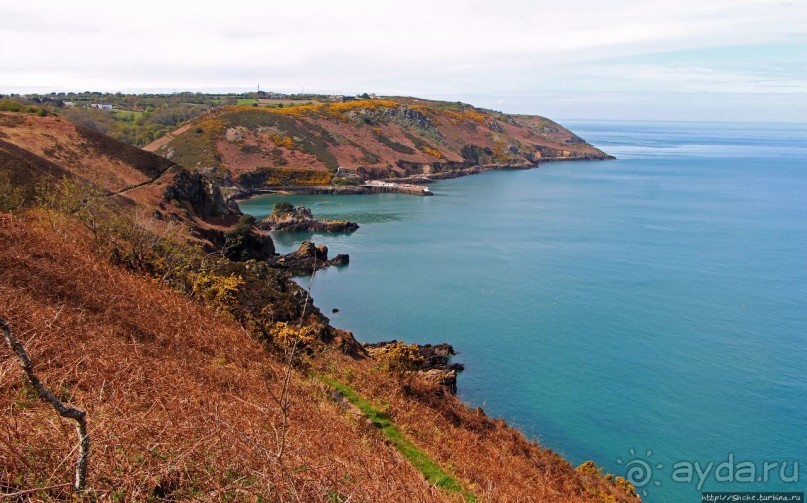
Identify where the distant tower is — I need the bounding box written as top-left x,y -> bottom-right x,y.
257,83 -> 260,94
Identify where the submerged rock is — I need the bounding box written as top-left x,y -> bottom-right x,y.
330,254 -> 349,266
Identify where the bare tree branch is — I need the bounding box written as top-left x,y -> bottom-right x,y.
276,255 -> 318,462
0,483 -> 72,498
1,317 -> 90,492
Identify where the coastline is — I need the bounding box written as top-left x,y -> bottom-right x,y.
234,157 -> 609,403
231,156 -> 613,202
240,119 -> 807,502
227,151 -> 652,498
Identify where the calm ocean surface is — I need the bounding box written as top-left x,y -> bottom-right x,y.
240,121 -> 807,501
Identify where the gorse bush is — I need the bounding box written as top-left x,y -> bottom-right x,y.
188,267 -> 245,306
375,342 -> 425,374
237,167 -> 333,188
0,98 -> 47,115
421,146 -> 443,159
269,322 -> 321,352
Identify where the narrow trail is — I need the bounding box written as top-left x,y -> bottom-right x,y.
318,374 -> 476,501
108,166 -> 175,197
142,123 -> 194,152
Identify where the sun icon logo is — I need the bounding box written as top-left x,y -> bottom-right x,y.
616,448 -> 663,497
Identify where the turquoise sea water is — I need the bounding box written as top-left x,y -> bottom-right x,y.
240,121 -> 807,502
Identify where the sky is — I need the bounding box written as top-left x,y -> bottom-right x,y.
1,0 -> 805,122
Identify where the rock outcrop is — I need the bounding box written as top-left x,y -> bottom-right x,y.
163,169 -> 231,219
224,218 -> 275,261
269,241 -> 349,275
258,205 -> 359,233
364,341 -> 465,394
382,106 -> 436,132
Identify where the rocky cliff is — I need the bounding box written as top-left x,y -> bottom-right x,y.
162,168 -> 231,219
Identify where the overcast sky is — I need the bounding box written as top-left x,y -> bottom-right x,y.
1,0 -> 805,121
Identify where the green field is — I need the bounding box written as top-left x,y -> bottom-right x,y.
113,110 -> 145,122
257,99 -> 321,106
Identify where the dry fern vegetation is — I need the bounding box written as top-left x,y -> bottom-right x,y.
1,212 -> 639,502
0,213 -> 444,501
0,109 -> 638,501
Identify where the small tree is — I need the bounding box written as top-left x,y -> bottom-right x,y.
36,176 -> 107,239
0,172 -> 26,211
272,201 -> 293,216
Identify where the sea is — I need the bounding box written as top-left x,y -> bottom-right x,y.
240,121 -> 807,502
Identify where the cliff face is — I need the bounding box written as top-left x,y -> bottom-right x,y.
155,98 -> 611,188
162,169 -> 230,219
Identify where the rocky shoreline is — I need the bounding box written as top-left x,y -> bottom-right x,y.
231,157 -> 613,202
237,156 -> 615,395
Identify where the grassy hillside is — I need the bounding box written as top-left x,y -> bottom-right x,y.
0,111 -> 244,249
155,98 -> 611,188
2,93 -> 213,147
0,112 -> 172,193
